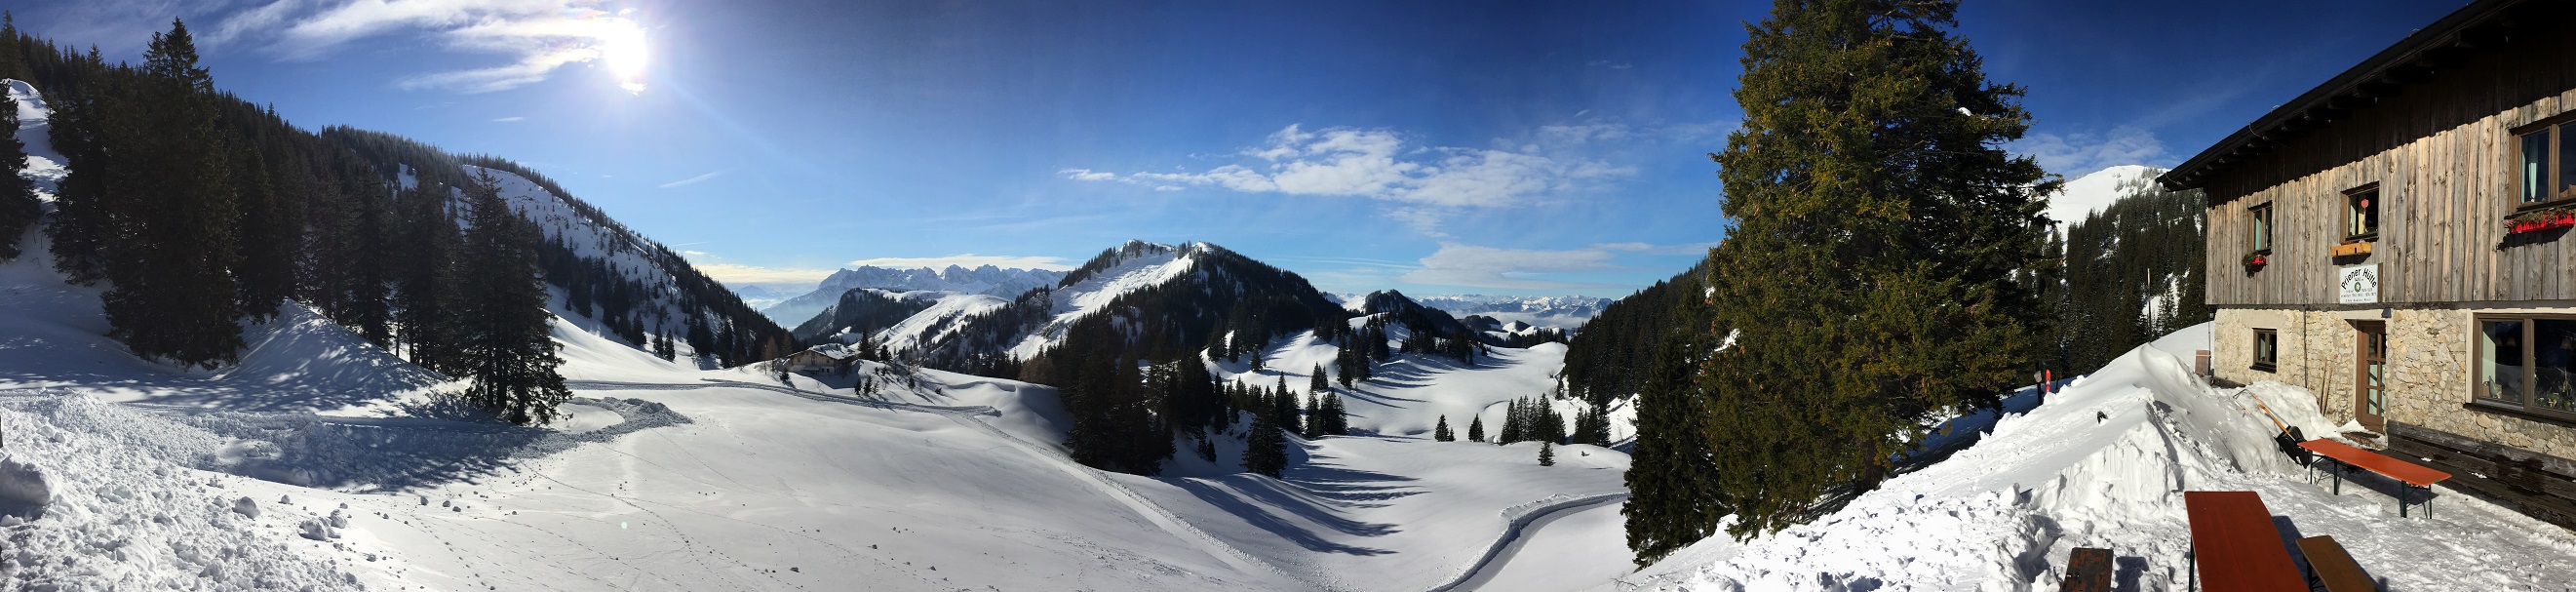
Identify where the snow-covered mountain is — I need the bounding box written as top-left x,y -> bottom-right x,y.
760,264 -> 1063,326
887,240 -> 1347,371
2044,164 -> 2166,237
728,285 -> 790,310
1408,294 -> 1614,330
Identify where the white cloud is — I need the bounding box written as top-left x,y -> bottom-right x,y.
688,262 -> 838,285
1067,124 -> 1633,212
846,254 -> 1075,271
1057,168 -> 1116,181
490,116 -> 524,122
1396,242 -> 1669,291
216,0 -> 648,93
2013,126 -> 2173,178
657,170 -> 727,189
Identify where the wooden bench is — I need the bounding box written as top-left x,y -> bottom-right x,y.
2184,491 -> 2305,592
2059,547 -> 2112,592
2295,535 -> 2376,592
2299,439 -> 2453,518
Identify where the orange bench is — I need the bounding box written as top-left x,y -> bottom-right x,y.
2299,439 -> 2451,518
2184,491 -> 2306,592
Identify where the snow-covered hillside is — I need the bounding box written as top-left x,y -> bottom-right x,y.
7,79 -> 64,202
1611,325 -> 2576,591
0,216 -> 1636,592
2044,165 -> 2164,237
761,264 -> 1064,326
1005,241 -> 1200,358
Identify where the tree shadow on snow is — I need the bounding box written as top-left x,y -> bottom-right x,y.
1172,478 -> 1396,556
172,396 -> 689,493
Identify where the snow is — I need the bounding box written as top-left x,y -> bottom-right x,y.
761,265 -> 1063,326
2044,165 -> 2164,237
0,223 -> 1640,591
1003,242 -> 1195,359
1613,331 -> 2576,591
870,290 -> 1009,353
7,79 -> 65,203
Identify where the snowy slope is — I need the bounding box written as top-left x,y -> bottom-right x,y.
1611,331 -> 2576,591
868,291 -> 1009,353
2044,165 -> 2164,237
459,164 -> 740,355
7,79 -> 65,202
2,227 -> 1638,592
999,241 -> 1197,359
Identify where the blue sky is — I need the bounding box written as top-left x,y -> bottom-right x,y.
11,0 -> 2462,297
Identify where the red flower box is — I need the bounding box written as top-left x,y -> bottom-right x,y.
2510,211 -> 2576,234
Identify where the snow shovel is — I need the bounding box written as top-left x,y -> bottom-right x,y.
2245,394 -> 2312,466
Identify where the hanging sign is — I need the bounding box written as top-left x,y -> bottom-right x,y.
2338,264 -> 2379,304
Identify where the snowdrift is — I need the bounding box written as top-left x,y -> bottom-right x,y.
1616,331 -> 2576,591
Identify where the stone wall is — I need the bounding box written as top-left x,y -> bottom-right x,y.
2213,306 -> 2576,460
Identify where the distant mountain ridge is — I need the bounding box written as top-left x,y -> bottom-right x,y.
1405,294 -> 1613,330
761,264 -> 1065,325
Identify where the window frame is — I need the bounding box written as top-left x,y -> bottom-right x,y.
2249,203 -> 2275,255
2471,313 -> 2576,423
2251,328 -> 2279,373
2512,116 -> 2576,211
2344,183 -> 2380,242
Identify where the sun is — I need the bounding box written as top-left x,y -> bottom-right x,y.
599,20 -> 647,94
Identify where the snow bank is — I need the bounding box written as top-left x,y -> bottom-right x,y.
0,391 -> 360,591
1616,335 -> 2576,591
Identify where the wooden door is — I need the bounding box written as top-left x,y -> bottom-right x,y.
2356,322 -> 2388,432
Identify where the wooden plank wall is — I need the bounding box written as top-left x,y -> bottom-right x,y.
2204,29 -> 2576,306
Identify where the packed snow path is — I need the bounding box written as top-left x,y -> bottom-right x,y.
1428,492 -> 1631,592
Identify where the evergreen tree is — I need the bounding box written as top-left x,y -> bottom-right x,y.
1323,393 -> 1347,436
0,102 -> 33,260
95,20 -> 245,369
1242,407 -> 1287,478
454,171 -> 570,424
1467,414 -> 1485,443
1538,440 -> 1554,466
1694,0 -> 2052,541
1302,393 -> 1322,439
1435,414 -> 1454,441
393,184 -> 462,372
1309,363 -> 1329,395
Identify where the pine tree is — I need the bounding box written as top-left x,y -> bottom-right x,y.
1434,414 -> 1453,441
1302,393 -> 1322,439
1309,363 -> 1329,395
97,20 -> 245,369
1538,440 -> 1555,466
1324,393 -> 1347,436
393,184 -> 462,373
1242,406 -> 1287,478
1695,0 -> 2051,541
453,170 -> 569,424
1467,414 -> 1485,443
0,101 -> 33,260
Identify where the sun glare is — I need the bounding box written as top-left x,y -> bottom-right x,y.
599,20 -> 648,94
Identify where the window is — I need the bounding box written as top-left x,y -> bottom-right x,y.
2252,329 -> 2279,373
2517,121 -> 2576,205
2249,204 -> 2274,253
2346,184 -> 2378,240
2475,315 -> 2576,418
